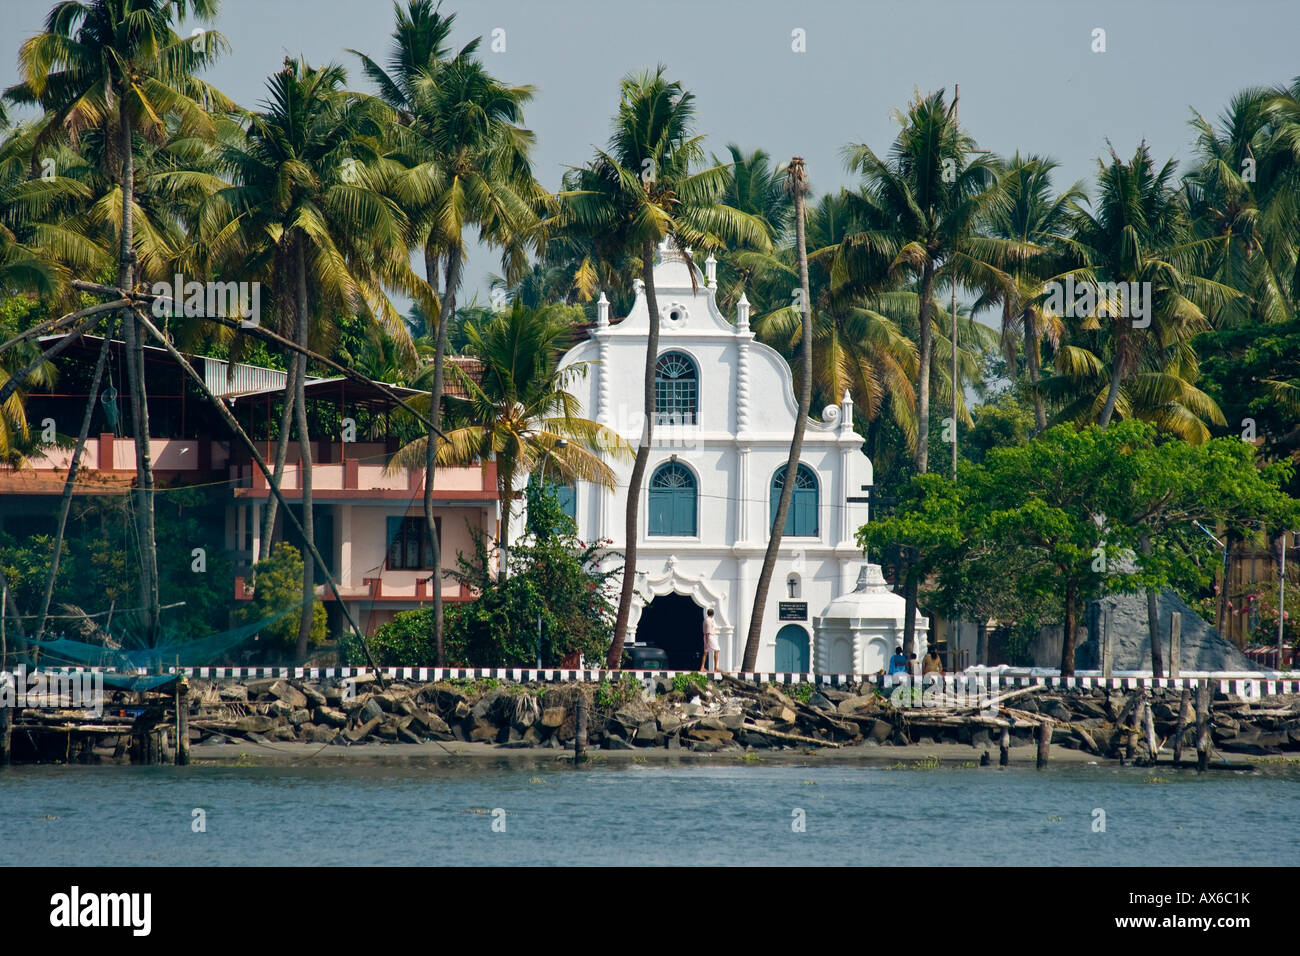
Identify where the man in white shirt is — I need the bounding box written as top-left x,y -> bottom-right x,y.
700,608 -> 719,672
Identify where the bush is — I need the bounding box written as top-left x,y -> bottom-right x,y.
237,542 -> 325,651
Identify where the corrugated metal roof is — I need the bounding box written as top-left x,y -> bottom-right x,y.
198,355 -> 289,398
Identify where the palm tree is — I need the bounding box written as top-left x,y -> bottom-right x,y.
837,90 -> 1016,655
6,0 -> 231,645
979,153 -> 1086,431
742,157 -> 812,671
560,67 -> 770,668
206,57 -> 421,657
1181,84 -> 1300,327
354,1 -> 543,663
390,302 -> 631,575
712,144 -> 791,313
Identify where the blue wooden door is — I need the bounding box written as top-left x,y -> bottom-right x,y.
775,625 -> 810,672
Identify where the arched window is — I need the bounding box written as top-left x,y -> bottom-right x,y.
648,462 -> 697,536
770,464 -> 819,537
654,352 -> 697,426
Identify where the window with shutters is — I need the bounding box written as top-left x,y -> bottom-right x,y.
386,516 -> 440,569
770,464 -> 819,537
654,352 -> 697,426
648,462 -> 697,536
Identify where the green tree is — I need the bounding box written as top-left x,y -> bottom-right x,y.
237,542 -> 325,652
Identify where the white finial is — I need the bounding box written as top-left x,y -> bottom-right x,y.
705,253 -> 717,289
597,291 -> 610,329
840,389 -> 853,431
736,292 -> 750,331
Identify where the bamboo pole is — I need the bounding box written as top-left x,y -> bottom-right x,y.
999,724 -> 1010,766
574,695 -> 587,764
35,328 -> 114,638
1144,695 -> 1159,763
132,308 -> 381,674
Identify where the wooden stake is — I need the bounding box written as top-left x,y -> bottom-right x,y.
1036,720 -> 1051,769
1144,695 -> 1159,763
1196,679 -> 1211,773
574,695 -> 588,764
1168,612 -> 1181,680
175,677 -> 190,766
1173,687 -> 1190,764
999,725 -> 1010,766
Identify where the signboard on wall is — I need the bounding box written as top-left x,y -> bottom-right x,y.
778,601 -> 807,621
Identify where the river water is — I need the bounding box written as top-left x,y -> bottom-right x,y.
2,760 -> 1297,866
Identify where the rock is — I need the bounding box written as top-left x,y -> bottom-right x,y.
297,683 -> 327,708
657,712 -> 682,734
234,715 -> 274,734
344,716 -> 382,743
736,729 -> 773,748
245,678 -> 277,699
684,727 -> 734,745
809,692 -> 835,711
454,700 -> 471,720
614,699 -> 654,729
690,739 -> 722,753
602,736 -> 634,750
541,707 -> 566,730
634,721 -> 661,746
655,677 -> 676,696
666,733 -> 681,750
269,680 -> 307,709
1151,702 -> 1178,721
324,685 -> 344,706
288,708 -> 312,727
359,697 -> 385,724
720,712 -> 745,732
314,706 -> 347,728
268,699 -> 294,718
697,716 -> 728,732
217,684 -> 248,702
522,726 -> 541,746
270,724 -> 297,741
765,704 -> 797,723
469,723 -> 503,743
471,690 -> 503,720
430,687 -> 469,715
868,718 -> 893,743
1041,700 -> 1073,722
836,695 -> 876,715
397,725 -> 424,745
309,725 -> 337,744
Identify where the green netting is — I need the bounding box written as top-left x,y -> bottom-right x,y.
19,601 -> 299,669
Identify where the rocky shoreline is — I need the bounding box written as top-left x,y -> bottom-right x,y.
12,672 -> 1299,765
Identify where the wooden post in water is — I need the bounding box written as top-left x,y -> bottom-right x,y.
573,694 -> 588,764
175,677 -> 190,767
0,696 -> 11,766
1168,612 -> 1181,680
1173,687 -> 1191,764
1036,719 -> 1051,769
999,724 -> 1010,766
1126,692 -> 1143,761
1144,695 -> 1159,764
1195,679 -> 1211,772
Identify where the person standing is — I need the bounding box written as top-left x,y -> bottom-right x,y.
700,608 -> 719,672
887,646 -> 908,675
922,648 -> 944,676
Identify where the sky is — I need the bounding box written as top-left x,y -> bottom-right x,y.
4,0 -> 1299,313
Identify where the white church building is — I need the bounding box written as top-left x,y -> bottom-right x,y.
553,240 -> 925,674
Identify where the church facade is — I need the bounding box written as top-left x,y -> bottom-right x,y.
555,241 -> 923,673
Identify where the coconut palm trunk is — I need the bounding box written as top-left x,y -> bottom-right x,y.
424,247 -> 447,664
117,104 -> 160,646
901,259 -> 937,657
1024,315 -> 1048,432
260,273 -> 300,562
743,157 -> 813,672
35,329 -> 112,638
607,239 -> 663,669
293,239 -> 316,659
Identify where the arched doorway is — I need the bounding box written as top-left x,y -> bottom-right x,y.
636,593 -> 703,670
775,624 -> 810,673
